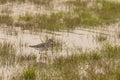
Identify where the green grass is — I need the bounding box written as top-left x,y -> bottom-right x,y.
51,39 -> 63,53
117,30 -> 120,39
80,11 -> 102,26
0,15 -> 13,26
1,41 -> 120,80
0,0 -> 15,4
0,42 -> 15,56
0,0 -> 120,31
29,0 -> 53,5
14,0 -> 120,31
0,41 -> 35,66
99,1 -> 120,23
0,42 -> 16,65
23,67 -> 36,80
116,71 -> 120,80
101,44 -> 120,58
96,34 -> 107,42
16,12 -> 81,31
65,0 -> 120,27
16,12 -> 64,31
0,0 -> 53,5
51,44 -> 120,80
28,44 -> 120,80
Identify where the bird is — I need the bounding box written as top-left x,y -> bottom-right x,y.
29,39 -> 53,51
29,39 -> 53,63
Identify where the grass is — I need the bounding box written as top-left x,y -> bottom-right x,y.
0,0 -> 120,79
1,41 -> 120,80
51,39 -> 63,53
0,42 -> 15,58
96,34 -> 107,42
0,41 -> 36,66
4,27 -> 19,36
12,44 -> 119,80
23,67 -> 36,80
1,8 -> 12,14
14,0 -> 120,31
0,0 -> 120,31
28,0 -> 53,6
0,0 -> 15,4
101,44 -> 120,59
50,44 -> 120,80
0,42 -> 16,65
65,0 -> 120,27
116,72 -> 120,80
16,12 -> 81,31
0,0 -> 53,5
16,12 -> 65,31
0,15 -> 13,26
117,30 -> 120,39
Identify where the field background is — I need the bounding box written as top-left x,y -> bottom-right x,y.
0,0 -> 120,80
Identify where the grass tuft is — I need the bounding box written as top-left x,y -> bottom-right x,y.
23,67 -> 36,80
9,44 -> 120,80
102,44 -> 120,58
0,42 -> 15,56
96,34 -> 107,42
116,71 -> 120,80
0,15 -> 13,26
0,42 -> 16,65
0,0 -> 53,5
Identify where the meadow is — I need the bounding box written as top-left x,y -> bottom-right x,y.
1,42 -> 120,80
0,0 -> 120,80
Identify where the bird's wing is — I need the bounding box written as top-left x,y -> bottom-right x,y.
29,43 -> 46,48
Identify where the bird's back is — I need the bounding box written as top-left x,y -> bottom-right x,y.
29,39 -> 53,51
29,43 -> 46,48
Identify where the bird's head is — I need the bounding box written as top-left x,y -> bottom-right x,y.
47,39 -> 54,44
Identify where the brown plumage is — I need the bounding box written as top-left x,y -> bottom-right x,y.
29,39 -> 53,51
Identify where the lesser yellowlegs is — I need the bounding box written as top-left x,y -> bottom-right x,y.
29,39 -> 53,51
29,39 -> 53,63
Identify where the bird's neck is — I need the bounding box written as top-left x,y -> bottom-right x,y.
47,42 -> 51,46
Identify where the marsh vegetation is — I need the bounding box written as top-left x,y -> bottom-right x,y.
0,0 -> 120,80
0,0 -> 120,31
0,42 -> 120,80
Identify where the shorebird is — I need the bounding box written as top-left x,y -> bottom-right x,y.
29,39 -> 53,63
